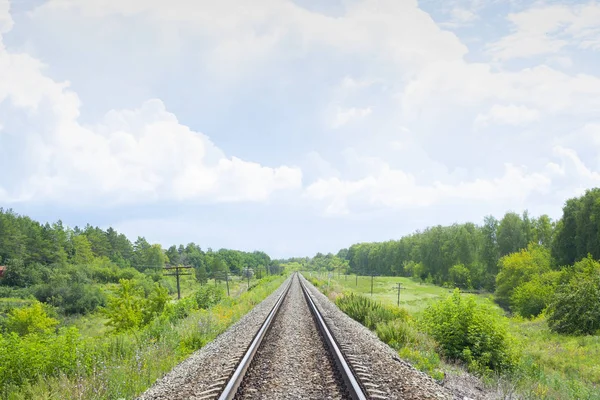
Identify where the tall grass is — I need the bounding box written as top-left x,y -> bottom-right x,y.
312,274 -> 600,399
1,275 -> 286,400
332,289 -> 444,380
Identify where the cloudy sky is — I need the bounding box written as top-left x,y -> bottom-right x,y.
1,0 -> 599,257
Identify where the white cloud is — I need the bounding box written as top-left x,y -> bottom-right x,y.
487,3 -> 600,61
400,61 -> 600,120
31,0 -> 469,74
9,0 -> 600,222
474,104 -> 540,128
0,0 -> 12,34
0,21 -> 302,205
305,161 -> 552,216
331,106 -> 372,129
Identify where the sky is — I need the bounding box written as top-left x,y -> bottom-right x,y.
0,0 -> 599,258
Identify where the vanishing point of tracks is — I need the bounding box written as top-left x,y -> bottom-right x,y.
218,273 -> 367,400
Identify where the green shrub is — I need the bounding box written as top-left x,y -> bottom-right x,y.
376,319 -> 414,349
423,289 -> 516,373
547,256 -> 600,335
33,282 -> 106,315
336,293 -> 408,330
0,327 -> 81,388
510,271 -> 559,318
195,285 -> 225,309
5,301 -> 58,336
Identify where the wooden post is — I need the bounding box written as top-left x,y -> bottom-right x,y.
163,265 -> 193,300
226,272 -> 230,296
397,283 -> 401,306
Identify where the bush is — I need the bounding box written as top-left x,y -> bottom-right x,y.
547,256 -> 600,335
5,301 -> 58,336
335,293 -> 408,330
0,327 -> 80,388
33,283 -> 106,315
423,289 -> 516,373
510,271 -> 559,318
195,285 -> 225,309
376,319 -> 414,349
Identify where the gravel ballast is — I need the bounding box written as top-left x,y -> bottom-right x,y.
137,277 -> 292,400
236,276 -> 345,399
300,274 -> 454,400
139,273 -> 495,400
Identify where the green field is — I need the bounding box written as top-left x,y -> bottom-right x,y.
311,273 -> 600,399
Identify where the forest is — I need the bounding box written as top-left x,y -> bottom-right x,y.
0,210 -> 280,316
296,188 -> 600,335
0,209 -> 285,398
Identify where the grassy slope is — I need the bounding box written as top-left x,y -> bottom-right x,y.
316,273 -> 600,400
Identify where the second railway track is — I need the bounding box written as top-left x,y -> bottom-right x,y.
220,273 -> 367,400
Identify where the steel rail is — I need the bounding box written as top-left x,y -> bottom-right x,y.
299,275 -> 368,400
218,274 -> 294,400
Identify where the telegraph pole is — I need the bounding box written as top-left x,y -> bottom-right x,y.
225,272 -> 230,296
163,265 -> 193,300
396,283 -> 402,306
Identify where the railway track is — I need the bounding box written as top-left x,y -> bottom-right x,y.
213,273 -> 368,400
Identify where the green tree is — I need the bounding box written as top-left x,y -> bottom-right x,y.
448,264 -> 471,289
547,256 -> 600,335
510,271 -> 559,318
497,212 -> 526,256
104,279 -> 145,332
71,235 -> 95,265
495,243 -> 551,309
195,264 -> 208,285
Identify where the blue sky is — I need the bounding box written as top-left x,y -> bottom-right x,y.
1,0 -> 599,258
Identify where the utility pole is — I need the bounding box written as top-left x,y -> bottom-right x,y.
371,273 -> 374,296
163,265 -> 193,300
356,274 -> 358,287
225,272 -> 230,296
397,283 -> 402,306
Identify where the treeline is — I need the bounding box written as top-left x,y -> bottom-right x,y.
0,208 -> 280,316
344,210 -> 555,291
305,189 -> 600,334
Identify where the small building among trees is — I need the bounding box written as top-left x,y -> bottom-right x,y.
0,266 -> 6,278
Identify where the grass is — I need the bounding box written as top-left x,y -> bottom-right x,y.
1,275 -> 287,400
310,272 -> 600,399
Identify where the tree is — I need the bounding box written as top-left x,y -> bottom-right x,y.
534,215 -> 554,248
104,279 -> 145,332
495,243 -> 551,309
71,235 -> 95,265
510,271 -> 559,319
546,256 -> 600,335
211,257 -> 228,282
448,264 -> 471,289
166,245 -> 180,266
195,264 -> 208,285
497,212 -> 526,256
